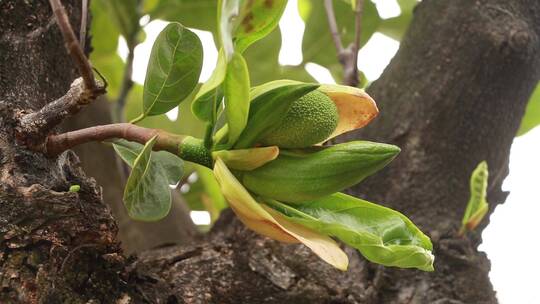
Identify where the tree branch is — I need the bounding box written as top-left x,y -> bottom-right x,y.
49,0 -> 96,92
351,0 -> 364,76
324,0 -> 363,87
80,0 -> 88,51
45,123 -> 185,157
324,0 -> 344,54
17,1 -> 106,147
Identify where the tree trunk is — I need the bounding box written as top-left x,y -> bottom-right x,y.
0,0 -> 538,303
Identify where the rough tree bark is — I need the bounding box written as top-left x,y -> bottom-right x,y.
0,0 -> 538,303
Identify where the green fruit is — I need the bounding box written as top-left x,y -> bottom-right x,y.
242,141 -> 400,203
260,90 -> 338,148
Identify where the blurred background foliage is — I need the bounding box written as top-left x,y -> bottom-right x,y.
89,0 -> 539,228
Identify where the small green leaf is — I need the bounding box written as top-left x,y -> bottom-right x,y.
517,82 -> 540,136
192,87 -> 224,123
113,139 -> 184,185
192,49 -> 227,122
233,0 -> 287,53
264,193 -> 434,271
460,161 -> 489,234
69,185 -> 81,193
139,23 -> 203,120
123,136 -> 173,221
234,80 -> 319,148
224,52 -> 250,146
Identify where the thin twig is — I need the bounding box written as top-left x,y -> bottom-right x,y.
115,47 -> 135,122
324,0 -> 363,87
46,123 -> 186,157
80,0 -> 88,51
49,0 -> 96,91
324,0 -> 344,54
351,0 -> 364,75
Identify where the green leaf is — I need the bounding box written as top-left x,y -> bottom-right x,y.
192,49 -> 227,122
69,185 -> 81,193
378,0 -> 417,41
460,161 -> 489,234
123,136 -> 172,221
517,82 -> 540,136
113,139 -> 184,185
234,81 -> 319,148
300,0 -> 380,79
125,84 -> 207,139
242,141 -> 400,203
233,0 -> 287,53
97,0 -> 141,46
139,22 -> 203,120
224,52 -> 250,146
264,193 -> 434,271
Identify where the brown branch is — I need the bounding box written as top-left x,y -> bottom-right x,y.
324,0 -> 363,87
324,0 -> 344,54
17,1 -> 107,148
80,0 -> 88,51
45,123 -> 185,157
49,0 -> 96,92
351,0 -> 364,78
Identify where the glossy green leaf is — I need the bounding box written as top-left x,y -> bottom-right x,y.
113,139 -> 184,185
123,136 -> 172,221
224,52 -> 250,146
125,84 -> 207,139
193,49 -> 227,122
234,81 -> 319,148
139,22 -> 203,120
233,0 -> 287,53
242,141 -> 400,203
460,161 -> 489,234
517,82 -> 540,136
264,193 -> 434,271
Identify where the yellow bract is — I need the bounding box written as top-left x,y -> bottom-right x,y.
213,158 -> 349,270
319,84 -> 379,142
212,146 -> 279,171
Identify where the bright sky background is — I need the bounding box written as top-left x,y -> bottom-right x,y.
118,1 -> 539,302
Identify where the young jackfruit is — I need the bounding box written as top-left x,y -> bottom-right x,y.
259,90 -> 338,148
